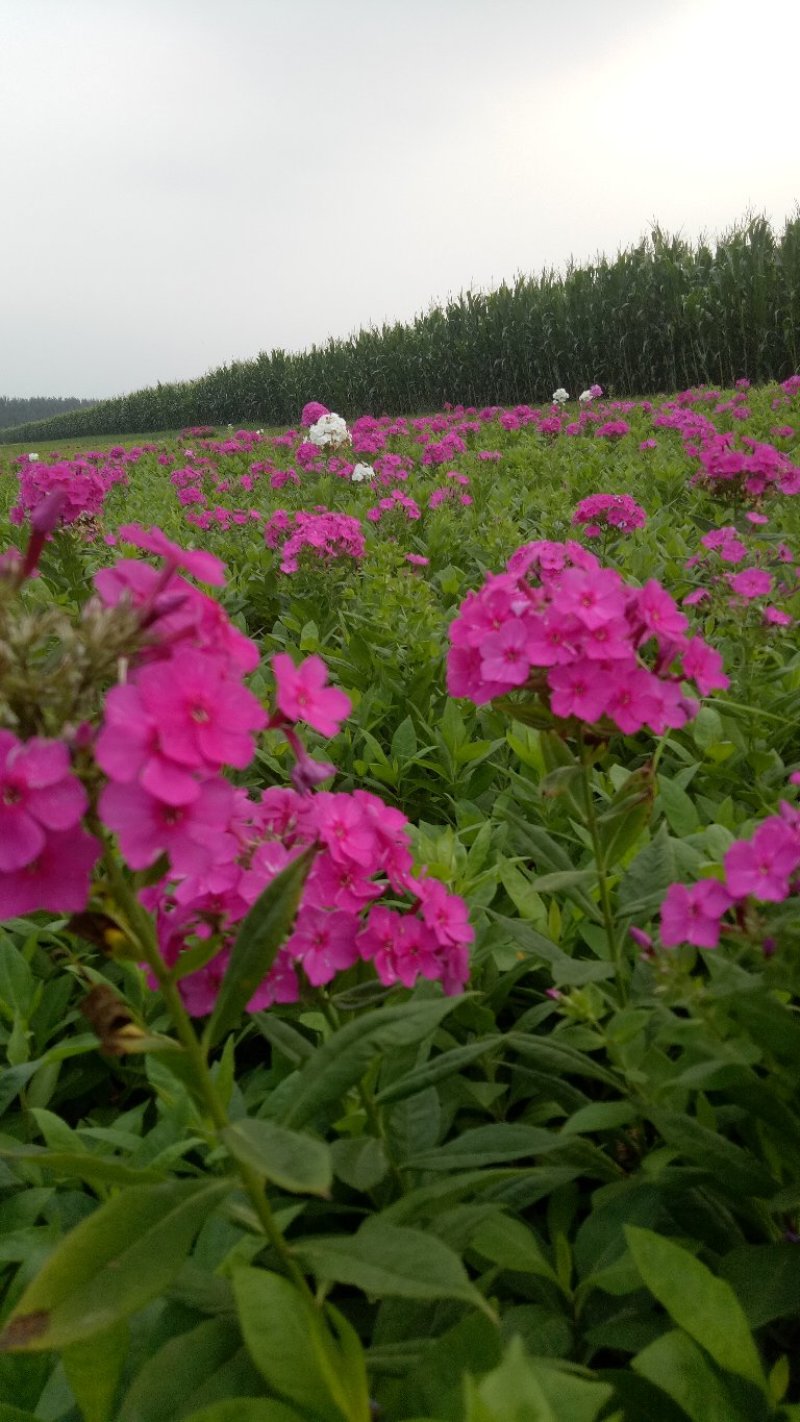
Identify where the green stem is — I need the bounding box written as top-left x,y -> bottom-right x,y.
100,840 -> 312,1297
578,737 -> 626,1002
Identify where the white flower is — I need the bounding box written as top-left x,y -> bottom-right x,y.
309,412 -> 351,449
351,462 -> 375,483
552,388 -> 569,405
579,390 -> 593,403
28,452 -> 40,461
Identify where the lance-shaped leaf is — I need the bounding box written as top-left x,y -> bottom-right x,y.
204,845 -> 316,1048
0,1178 -> 231,1352
221,1118 -> 332,1196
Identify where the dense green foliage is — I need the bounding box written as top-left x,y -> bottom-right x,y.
0,382 -> 799,1419
0,396 -> 96,431
3,213 -> 800,446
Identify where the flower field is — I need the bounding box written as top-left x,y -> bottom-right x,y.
0,377 -> 799,1420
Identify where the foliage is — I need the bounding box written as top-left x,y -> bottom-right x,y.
0,377 -> 799,1419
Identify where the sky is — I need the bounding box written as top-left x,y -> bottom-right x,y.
1,0 -> 797,399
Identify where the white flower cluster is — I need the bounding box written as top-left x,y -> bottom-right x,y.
579,390 -> 593,403
28,452 -> 40,461
351,462 -> 375,483
309,412 -> 351,449
552,388 -> 569,405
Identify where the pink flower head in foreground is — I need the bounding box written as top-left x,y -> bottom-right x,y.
272,654 -> 352,737
660,879 -> 732,948
132,649 -> 267,772
118,523 -> 226,586
0,828 -> 101,918
0,731 -> 88,872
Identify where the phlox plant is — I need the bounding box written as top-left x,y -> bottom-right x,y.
1,377 -> 800,1420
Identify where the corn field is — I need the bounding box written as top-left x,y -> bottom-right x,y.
3,213 -> 799,444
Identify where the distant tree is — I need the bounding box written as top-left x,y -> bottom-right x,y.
0,395 -> 97,430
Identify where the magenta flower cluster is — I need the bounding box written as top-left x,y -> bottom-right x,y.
682,521 -> 796,627
571,493 -> 647,538
660,799 -> 800,950
0,524 -> 472,1014
447,540 -> 728,735
366,490 -> 422,524
10,457 -> 128,529
0,733 -> 98,916
264,509 -> 366,574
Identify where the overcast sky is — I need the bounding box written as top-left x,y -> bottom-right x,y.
1,0 -> 797,399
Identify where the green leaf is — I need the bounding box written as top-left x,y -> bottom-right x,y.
719,1244 -> 800,1327
277,997 -> 464,1128
466,1338 -> 612,1421
221,1118 -> 332,1197
182,1405 -> 305,1422
658,775 -> 700,836
618,825 -> 678,917
374,1038 -> 502,1104
204,847 -> 315,1048
62,1321 -> 129,1422
296,1219 -> 494,1317
0,939 -> 35,1019
233,1268 -> 368,1422
118,1317 -> 265,1422
470,1213 -> 560,1287
391,715 -> 417,761
0,1178 -> 231,1352
625,1226 -> 766,1391
632,1329 -> 751,1422
0,1145 -> 165,1188
409,1122 -> 560,1170
330,1136 -> 388,1191
648,1109 -> 779,1197
561,1102 -> 638,1135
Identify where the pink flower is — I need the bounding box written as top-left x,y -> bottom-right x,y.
96,684 -> 201,805
660,880 -> 732,948
134,650 -> 266,772
680,638 -> 729,694
117,524 -> 226,586
287,906 -> 360,986
764,606 -> 792,626
728,568 -> 773,600
0,732 -> 88,872
604,667 -> 661,734
558,567 -> 626,629
548,660 -> 608,723
0,828 -> 101,917
415,877 -> 474,949
272,654 -> 351,737
481,620 -> 532,687
724,818 -> 800,902
300,401 -> 330,427
636,581 -> 688,642
99,777 -> 235,873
